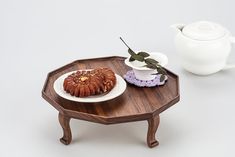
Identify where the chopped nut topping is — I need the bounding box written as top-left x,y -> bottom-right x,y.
80,76 -> 89,81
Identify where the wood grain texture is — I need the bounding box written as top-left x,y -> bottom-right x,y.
42,56 -> 179,124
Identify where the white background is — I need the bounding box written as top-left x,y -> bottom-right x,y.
1,0 -> 235,156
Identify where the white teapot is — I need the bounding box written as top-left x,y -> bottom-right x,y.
172,21 -> 235,75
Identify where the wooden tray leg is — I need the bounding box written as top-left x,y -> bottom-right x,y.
147,114 -> 160,148
58,112 -> 72,145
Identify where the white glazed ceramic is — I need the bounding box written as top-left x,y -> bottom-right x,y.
53,71 -> 126,103
124,52 -> 168,80
172,21 -> 235,75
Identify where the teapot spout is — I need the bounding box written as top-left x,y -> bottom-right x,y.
170,23 -> 185,33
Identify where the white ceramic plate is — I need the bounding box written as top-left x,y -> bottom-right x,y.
53,71 -> 127,103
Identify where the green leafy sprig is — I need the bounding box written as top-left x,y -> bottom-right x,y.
120,37 -> 167,82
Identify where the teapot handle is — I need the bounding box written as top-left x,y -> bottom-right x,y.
223,37 -> 235,70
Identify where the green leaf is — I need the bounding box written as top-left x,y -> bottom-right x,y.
144,58 -> 159,64
128,48 -> 136,56
157,68 -> 167,75
129,56 -> 135,62
145,64 -> 158,69
137,52 -> 150,58
160,75 -> 165,82
132,54 -> 144,62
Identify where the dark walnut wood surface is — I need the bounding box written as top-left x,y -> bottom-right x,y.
42,56 -> 180,148
42,56 -> 179,124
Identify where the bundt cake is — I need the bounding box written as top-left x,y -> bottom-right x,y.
63,68 -> 116,97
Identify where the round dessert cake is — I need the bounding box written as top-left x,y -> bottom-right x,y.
63,68 -> 116,97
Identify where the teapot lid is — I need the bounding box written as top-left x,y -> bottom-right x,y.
182,21 -> 226,40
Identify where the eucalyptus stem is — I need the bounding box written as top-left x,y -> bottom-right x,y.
119,37 -> 167,82
120,37 -> 131,50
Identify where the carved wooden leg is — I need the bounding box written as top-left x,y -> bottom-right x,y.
58,112 -> 72,145
147,114 -> 160,148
